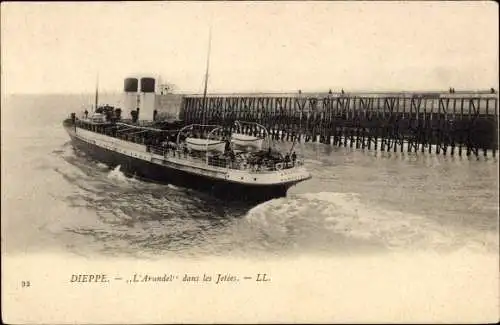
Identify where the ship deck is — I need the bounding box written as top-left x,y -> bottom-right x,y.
66,120 -> 311,187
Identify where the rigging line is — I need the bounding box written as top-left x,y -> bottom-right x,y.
202,25 -> 213,125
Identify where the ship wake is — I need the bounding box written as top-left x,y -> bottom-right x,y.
243,191 -> 498,255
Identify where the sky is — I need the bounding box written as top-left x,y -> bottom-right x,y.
1,1 -> 498,95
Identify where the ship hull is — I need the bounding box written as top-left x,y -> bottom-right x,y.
65,127 -> 295,203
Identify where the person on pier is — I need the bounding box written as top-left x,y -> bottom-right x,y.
291,151 -> 297,166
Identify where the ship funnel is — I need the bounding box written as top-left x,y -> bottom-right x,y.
124,78 -> 139,92
122,76 -> 157,122
139,77 -> 156,121
123,77 -> 139,121
140,77 -> 155,93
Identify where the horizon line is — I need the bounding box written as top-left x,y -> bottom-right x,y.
4,87 -> 499,97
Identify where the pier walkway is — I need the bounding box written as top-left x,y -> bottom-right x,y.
180,90 -> 498,157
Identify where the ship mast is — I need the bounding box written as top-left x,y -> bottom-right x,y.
202,26 -> 212,125
94,74 -> 99,112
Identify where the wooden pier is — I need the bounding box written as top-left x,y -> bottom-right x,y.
179,91 -> 498,157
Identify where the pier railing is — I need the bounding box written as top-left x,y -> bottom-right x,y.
180,92 -> 498,157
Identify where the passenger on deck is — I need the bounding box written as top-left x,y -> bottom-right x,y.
291,151 -> 297,166
131,110 -> 138,123
284,154 -> 291,168
84,110 -> 88,119
145,136 -> 151,152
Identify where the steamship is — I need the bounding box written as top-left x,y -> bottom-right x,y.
63,76 -> 311,203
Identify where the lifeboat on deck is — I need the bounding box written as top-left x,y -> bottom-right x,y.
178,124 -> 226,153
186,137 -> 225,152
231,120 -> 269,151
231,133 -> 264,150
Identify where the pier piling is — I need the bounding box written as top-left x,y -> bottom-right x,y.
180,91 -> 498,157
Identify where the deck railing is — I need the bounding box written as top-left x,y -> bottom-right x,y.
74,119 -> 303,173
148,144 -> 302,173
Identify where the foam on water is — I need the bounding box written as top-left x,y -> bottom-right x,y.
96,162 -> 108,169
245,191 -> 498,253
106,165 -> 130,183
167,184 -> 181,190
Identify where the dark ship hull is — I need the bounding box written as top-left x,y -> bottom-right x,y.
64,124 -> 296,203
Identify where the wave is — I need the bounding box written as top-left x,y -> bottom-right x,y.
244,191 -> 498,254
96,162 -> 109,169
167,184 -> 182,190
107,165 -> 130,182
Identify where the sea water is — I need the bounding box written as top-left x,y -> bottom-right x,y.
1,94 -> 499,322
3,94 -> 498,258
